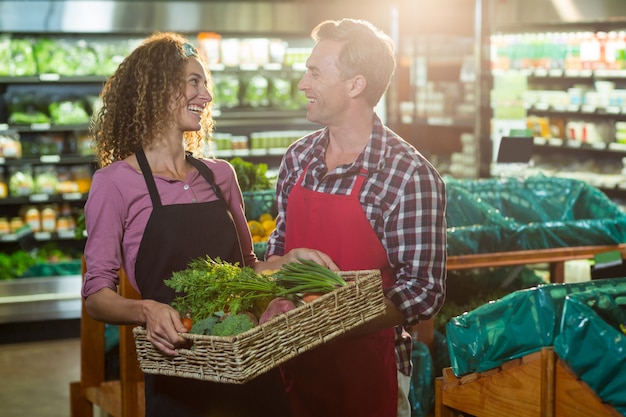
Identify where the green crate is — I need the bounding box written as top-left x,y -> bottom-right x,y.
242,189 -> 277,221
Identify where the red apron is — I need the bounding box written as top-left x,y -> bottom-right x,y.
281,167 -> 398,417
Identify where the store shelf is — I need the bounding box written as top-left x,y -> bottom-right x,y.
0,275 -> 82,323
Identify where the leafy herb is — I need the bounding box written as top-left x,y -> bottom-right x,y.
165,257 -> 281,320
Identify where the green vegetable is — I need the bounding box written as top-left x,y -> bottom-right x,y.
189,315 -> 219,335
165,257 -> 281,320
229,157 -> 272,192
275,259 -> 347,296
210,313 -> 256,336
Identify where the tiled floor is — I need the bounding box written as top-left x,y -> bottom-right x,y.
0,337 -> 80,417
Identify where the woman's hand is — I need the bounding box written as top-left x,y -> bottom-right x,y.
257,248 -> 339,273
84,288 -> 188,356
141,299 -> 189,356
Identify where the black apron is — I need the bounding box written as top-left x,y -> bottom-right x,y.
134,148 -> 290,417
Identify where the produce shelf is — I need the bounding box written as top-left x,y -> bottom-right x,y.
0,275 -> 81,323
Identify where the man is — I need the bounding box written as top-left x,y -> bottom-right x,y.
266,18 -> 447,417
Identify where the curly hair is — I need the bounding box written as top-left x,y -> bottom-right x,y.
91,32 -> 214,168
311,19 -> 395,107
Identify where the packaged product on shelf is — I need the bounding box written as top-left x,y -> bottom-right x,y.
239,38 -> 269,66
71,165 -> 92,194
55,166 -> 80,194
0,217 -> 9,235
8,165 -> 34,197
0,174 -> 7,198
76,132 -> 96,156
9,217 -> 24,234
242,74 -> 269,108
197,32 -> 221,66
269,74 -> 294,110
0,130 -> 22,159
5,89 -> 51,125
212,73 -> 240,109
34,165 -> 59,195
4,36 -> 38,76
40,205 -> 57,233
24,206 -> 41,233
616,122 -> 626,144
268,39 -> 288,64
48,100 -> 90,125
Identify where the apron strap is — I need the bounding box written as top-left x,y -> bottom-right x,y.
136,147 -> 162,208
185,153 -> 226,202
186,153 -> 245,264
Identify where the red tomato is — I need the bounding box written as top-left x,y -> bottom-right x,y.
182,317 -> 193,331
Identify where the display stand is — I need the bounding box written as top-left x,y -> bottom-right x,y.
447,243 -> 626,283
69,260 -> 144,417
435,347 -> 621,417
415,244 -> 626,351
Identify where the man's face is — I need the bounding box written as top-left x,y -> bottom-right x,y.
298,40 -> 350,126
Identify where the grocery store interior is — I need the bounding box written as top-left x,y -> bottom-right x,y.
1,0 -> 626,416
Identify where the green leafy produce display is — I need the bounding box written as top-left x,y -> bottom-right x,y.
0,35 -> 11,76
242,74 -> 269,108
229,157 -> 272,191
0,34 -> 38,77
0,243 -> 79,280
213,73 -> 240,109
48,100 -> 90,125
269,75 -> 294,109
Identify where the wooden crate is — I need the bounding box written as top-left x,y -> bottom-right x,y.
435,348 -> 621,417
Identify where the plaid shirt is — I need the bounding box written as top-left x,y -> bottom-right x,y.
266,114 -> 447,375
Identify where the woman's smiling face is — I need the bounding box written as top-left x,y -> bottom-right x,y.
173,56 -> 212,132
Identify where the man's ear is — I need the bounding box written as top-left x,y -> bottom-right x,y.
346,74 -> 366,98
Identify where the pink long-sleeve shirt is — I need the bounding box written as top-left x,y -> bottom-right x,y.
82,158 -> 256,298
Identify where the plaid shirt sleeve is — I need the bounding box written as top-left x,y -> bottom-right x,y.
381,160 -> 447,326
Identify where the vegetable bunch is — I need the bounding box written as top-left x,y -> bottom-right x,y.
165,257 -> 280,320
274,259 -> 347,296
165,257 -> 346,336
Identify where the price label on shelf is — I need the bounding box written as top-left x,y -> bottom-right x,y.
31,123 -> 51,131
40,155 -> 61,163
62,192 -> 83,201
606,106 -> 620,115
39,73 -> 61,82
581,105 -> 596,114
608,142 -> 626,152
1,234 -> 17,242
566,139 -> 582,148
29,194 -> 50,203
34,232 -> 52,240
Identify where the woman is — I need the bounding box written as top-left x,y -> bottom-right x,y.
82,32 -> 336,417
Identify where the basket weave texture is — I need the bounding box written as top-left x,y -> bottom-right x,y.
133,269 -> 384,384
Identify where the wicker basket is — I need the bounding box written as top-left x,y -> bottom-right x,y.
133,269 -> 384,384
